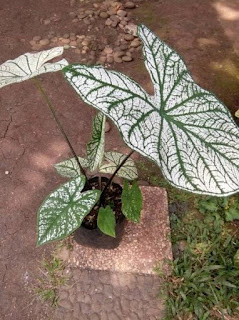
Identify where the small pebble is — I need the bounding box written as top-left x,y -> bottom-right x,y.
107,56 -> 114,63
124,34 -> 134,41
105,18 -> 112,26
117,10 -> 127,17
114,56 -> 122,63
72,18 -> 79,23
130,39 -> 141,48
62,38 -> 71,44
105,121 -> 111,132
122,55 -> 133,62
70,40 -> 77,46
43,19 -> 51,25
125,1 -> 136,9
120,44 -> 128,50
33,36 -> 41,41
69,11 -> 77,18
39,38 -> 50,46
99,56 -> 106,63
100,11 -> 109,19
104,47 -> 113,54
63,33 -> 70,39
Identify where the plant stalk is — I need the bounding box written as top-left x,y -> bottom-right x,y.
100,150 -> 134,203
33,77 -> 88,179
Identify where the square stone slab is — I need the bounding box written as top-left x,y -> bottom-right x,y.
68,186 -> 172,274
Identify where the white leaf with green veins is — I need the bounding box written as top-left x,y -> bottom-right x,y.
54,156 -> 89,178
0,47 -> 68,88
87,112 -> 106,171
63,25 -> 239,196
100,151 -> 138,180
37,175 -> 100,246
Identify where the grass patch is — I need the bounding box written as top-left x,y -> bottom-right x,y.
35,255 -> 68,306
157,197 -> 239,320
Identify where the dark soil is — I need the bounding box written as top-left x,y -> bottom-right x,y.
82,176 -> 124,230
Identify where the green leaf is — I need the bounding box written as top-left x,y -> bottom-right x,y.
97,205 -> 116,237
63,25 -> 239,196
37,175 -> 100,246
0,47 -> 68,88
122,180 -> 142,222
87,112 -> 105,171
225,207 -> 239,222
100,151 -> 138,180
54,156 -> 89,178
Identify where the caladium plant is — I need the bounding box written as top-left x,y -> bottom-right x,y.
64,24 -> 239,197
0,47 -> 141,246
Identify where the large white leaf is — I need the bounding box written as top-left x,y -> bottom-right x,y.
54,156 -> 89,178
0,47 -> 68,88
63,25 -> 239,196
100,151 -> 138,180
87,112 -> 106,171
37,175 -> 100,246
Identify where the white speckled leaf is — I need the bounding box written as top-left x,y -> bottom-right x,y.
54,157 -> 89,178
87,112 -> 106,171
0,47 -> 68,88
37,175 -> 100,246
63,25 -> 239,196
100,151 -> 138,180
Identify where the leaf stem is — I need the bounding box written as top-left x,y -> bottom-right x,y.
33,77 -> 88,179
100,150 -> 134,203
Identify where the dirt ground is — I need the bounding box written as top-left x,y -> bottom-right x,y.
0,0 -> 238,319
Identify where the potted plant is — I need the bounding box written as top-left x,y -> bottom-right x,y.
0,25 -> 238,247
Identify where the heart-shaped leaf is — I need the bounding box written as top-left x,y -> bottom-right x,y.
0,47 -> 68,88
100,151 -> 138,180
63,25 -> 239,196
37,175 -> 100,246
97,205 -> 116,237
122,180 -> 142,223
54,156 -> 89,178
87,112 -> 106,171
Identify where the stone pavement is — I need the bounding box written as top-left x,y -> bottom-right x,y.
54,186 -> 172,319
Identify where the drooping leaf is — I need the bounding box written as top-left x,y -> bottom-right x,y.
97,205 -> 116,237
87,112 -> 106,171
54,156 -> 89,178
37,175 -> 100,246
100,151 -> 138,180
63,25 -> 239,196
0,47 -> 68,88
122,180 -> 142,223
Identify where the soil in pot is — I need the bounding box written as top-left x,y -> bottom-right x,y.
74,176 -> 126,249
